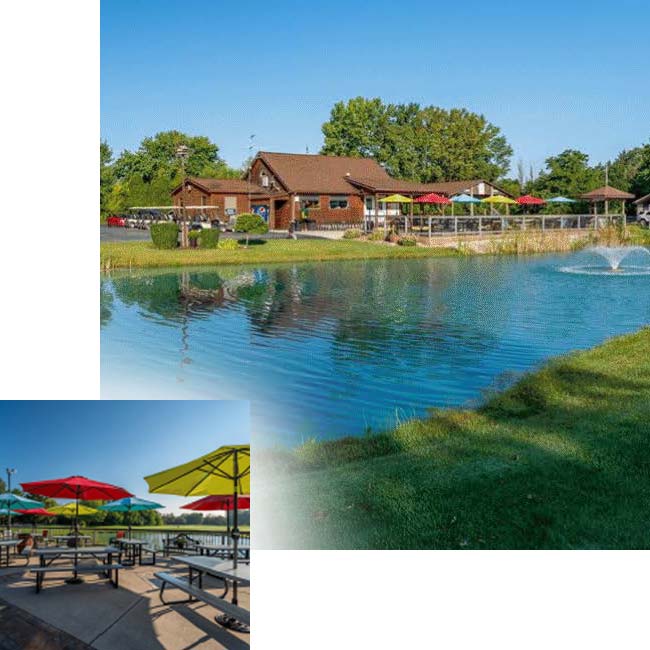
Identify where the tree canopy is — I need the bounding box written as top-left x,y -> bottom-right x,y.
321,97 -> 513,182
101,131 -> 242,216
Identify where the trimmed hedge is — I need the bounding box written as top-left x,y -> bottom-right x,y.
199,229 -> 220,249
150,223 -> 179,249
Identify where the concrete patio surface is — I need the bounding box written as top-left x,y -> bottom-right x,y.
0,558 -> 249,650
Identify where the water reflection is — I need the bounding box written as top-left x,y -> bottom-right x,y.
101,256 -> 650,444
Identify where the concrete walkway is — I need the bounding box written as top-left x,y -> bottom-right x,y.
0,559 -> 249,650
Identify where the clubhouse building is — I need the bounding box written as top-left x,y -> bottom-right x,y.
171,151 -> 510,230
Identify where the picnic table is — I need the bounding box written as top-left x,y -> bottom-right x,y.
195,543 -> 250,561
173,555 -> 250,588
0,539 -> 20,567
117,538 -> 156,566
32,546 -> 122,592
157,556 -> 250,630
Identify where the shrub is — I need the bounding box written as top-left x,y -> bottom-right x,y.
368,229 -> 386,241
342,228 -> 362,239
235,213 -> 269,247
397,234 -> 418,246
218,238 -> 239,250
199,229 -> 220,249
150,223 -> 179,249
187,230 -> 201,239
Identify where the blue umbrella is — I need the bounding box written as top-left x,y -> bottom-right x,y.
546,196 -> 577,203
99,496 -> 164,536
0,493 -> 41,532
451,193 -> 481,203
451,193 -> 481,216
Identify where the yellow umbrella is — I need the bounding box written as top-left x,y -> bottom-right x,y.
145,444 -> 250,623
378,194 -> 413,203
482,194 -> 517,217
378,194 -> 413,233
481,195 -> 517,204
49,503 -> 99,516
144,445 -> 250,496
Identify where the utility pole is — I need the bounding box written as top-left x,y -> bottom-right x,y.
248,134 -> 255,212
176,144 -> 190,247
6,468 -> 16,533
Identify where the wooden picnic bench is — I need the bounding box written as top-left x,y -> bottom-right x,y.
30,563 -> 124,593
154,571 -> 250,626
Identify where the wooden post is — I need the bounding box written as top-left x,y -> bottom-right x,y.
542,215 -> 546,231
454,216 -> 458,235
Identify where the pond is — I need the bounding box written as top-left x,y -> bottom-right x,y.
101,253 -> 650,446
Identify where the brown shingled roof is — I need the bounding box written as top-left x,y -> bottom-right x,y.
257,152 -> 391,194
632,192 -> 650,205
172,177 -> 272,195
580,185 -> 635,200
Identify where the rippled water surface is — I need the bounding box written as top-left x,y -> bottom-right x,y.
101,254 -> 650,445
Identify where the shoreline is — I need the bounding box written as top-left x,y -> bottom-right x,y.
258,327 -> 650,549
100,227 -> 649,270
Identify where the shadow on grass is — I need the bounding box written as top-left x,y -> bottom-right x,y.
237,238 -> 267,246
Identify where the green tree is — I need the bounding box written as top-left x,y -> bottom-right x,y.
106,131 -> 241,214
321,97 -> 512,182
100,140 -> 115,218
235,213 -> 269,247
532,149 -> 601,211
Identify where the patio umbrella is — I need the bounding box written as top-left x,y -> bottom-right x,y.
516,195 -> 545,206
378,194 -> 413,232
144,444 -> 250,619
13,508 -> 56,516
49,503 -> 100,517
450,193 -> 481,217
98,496 -> 164,537
0,493 -> 42,531
482,195 -> 517,215
414,193 -> 451,237
181,495 -> 251,534
21,476 -> 132,535
546,196 -> 577,203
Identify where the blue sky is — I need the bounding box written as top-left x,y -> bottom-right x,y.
101,0 -> 649,176
2,401 -> 249,513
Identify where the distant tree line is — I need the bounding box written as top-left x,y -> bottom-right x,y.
100,103 -> 650,218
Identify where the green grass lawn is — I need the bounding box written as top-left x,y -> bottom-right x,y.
260,328 -> 650,549
101,239 -> 458,269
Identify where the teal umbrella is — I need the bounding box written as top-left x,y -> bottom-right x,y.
546,196 -> 577,203
99,496 -> 164,536
0,493 -> 41,531
451,193 -> 481,204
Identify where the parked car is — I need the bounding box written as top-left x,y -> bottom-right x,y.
637,210 -> 649,228
106,214 -> 127,227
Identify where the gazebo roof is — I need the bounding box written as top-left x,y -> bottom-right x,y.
580,185 -> 635,201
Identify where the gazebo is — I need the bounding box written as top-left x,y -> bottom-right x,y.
580,185 -> 635,227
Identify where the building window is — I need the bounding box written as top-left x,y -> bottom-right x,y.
330,196 -> 349,209
261,173 -> 269,187
365,197 -> 374,211
201,196 -> 207,206
299,196 -> 320,210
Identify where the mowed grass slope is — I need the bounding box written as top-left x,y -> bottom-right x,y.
100,239 -> 458,269
263,328 -> 650,549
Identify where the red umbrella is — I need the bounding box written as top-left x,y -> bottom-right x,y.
13,508 -> 56,516
414,192 -> 451,204
182,495 -> 250,533
21,476 -> 132,501
516,195 -> 545,205
22,476 -> 132,536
